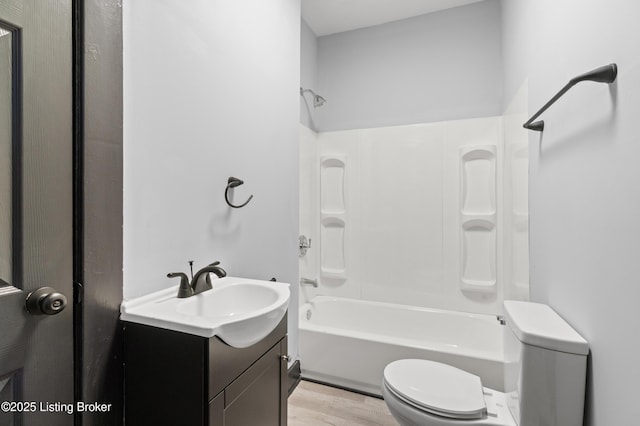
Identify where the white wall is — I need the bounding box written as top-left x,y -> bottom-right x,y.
123,0 -> 301,359
502,0 -> 640,424
315,0 -> 502,131
300,20 -> 318,130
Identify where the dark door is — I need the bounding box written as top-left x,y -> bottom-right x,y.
0,0 -> 74,425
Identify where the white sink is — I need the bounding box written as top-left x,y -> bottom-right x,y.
120,276 -> 290,348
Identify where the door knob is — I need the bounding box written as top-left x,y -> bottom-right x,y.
25,287 -> 68,315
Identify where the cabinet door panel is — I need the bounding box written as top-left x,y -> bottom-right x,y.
209,315 -> 287,398
279,337 -> 288,426
208,391 -> 224,426
224,345 -> 281,426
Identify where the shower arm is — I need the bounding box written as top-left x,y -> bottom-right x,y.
523,63 -> 617,132
300,87 -> 316,97
300,86 -> 326,107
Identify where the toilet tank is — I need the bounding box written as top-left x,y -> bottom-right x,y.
502,301 -> 589,426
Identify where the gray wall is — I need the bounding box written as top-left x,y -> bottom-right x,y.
300,19 -> 318,130
123,0 -> 301,359
502,0 -> 640,424
314,0 -> 502,131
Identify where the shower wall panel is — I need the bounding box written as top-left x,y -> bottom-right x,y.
300,115 -> 520,315
358,124 -> 445,306
309,130 -> 361,300
501,83 -> 529,301
320,157 -> 346,213
442,118 -> 503,312
299,125 -> 319,301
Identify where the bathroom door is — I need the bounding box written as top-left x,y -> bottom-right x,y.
0,0 -> 74,425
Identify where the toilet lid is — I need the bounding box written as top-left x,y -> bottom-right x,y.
383,359 -> 487,420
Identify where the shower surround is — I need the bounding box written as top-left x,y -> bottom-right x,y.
301,116 -> 529,312
299,110 -> 529,393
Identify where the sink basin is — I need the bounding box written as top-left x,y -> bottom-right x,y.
120,276 -> 290,348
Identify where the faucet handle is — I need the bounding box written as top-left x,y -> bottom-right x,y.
168,272 -> 194,298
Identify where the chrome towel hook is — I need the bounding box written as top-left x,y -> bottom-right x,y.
225,176 -> 253,208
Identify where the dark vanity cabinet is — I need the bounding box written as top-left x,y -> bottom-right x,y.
124,316 -> 288,426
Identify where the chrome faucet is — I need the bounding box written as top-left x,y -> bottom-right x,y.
168,261 -> 227,298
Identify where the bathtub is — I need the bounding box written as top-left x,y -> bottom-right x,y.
299,296 -> 504,396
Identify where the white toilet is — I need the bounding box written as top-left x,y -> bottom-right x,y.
382,301 -> 589,426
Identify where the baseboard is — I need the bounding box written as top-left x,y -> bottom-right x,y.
287,360 -> 301,396
300,376 -> 384,400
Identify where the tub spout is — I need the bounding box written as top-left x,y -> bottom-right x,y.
300,277 -> 318,288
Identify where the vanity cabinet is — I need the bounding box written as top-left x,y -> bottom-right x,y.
124,315 -> 288,426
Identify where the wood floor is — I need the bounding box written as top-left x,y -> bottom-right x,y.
288,380 -> 399,426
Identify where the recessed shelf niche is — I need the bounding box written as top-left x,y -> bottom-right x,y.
459,146 -> 497,294
320,156 -> 347,281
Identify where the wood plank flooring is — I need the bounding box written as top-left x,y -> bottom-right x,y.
288,380 -> 399,426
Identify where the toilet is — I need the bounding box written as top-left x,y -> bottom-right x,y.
382,301 -> 589,426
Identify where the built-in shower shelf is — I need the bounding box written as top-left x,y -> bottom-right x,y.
461,213 -> 496,223
461,279 -> 497,293
460,146 -> 496,216
320,268 -> 348,280
320,156 -> 348,281
320,157 -> 346,213
321,211 -> 346,220
459,145 -> 497,295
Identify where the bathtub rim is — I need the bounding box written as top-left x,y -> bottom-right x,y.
299,295 -> 504,364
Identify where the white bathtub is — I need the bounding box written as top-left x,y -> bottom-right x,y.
299,296 -> 504,396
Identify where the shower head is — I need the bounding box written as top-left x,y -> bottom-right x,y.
313,94 -> 326,107
300,87 -> 327,108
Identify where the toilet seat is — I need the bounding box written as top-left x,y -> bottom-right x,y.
383,359 -> 487,420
